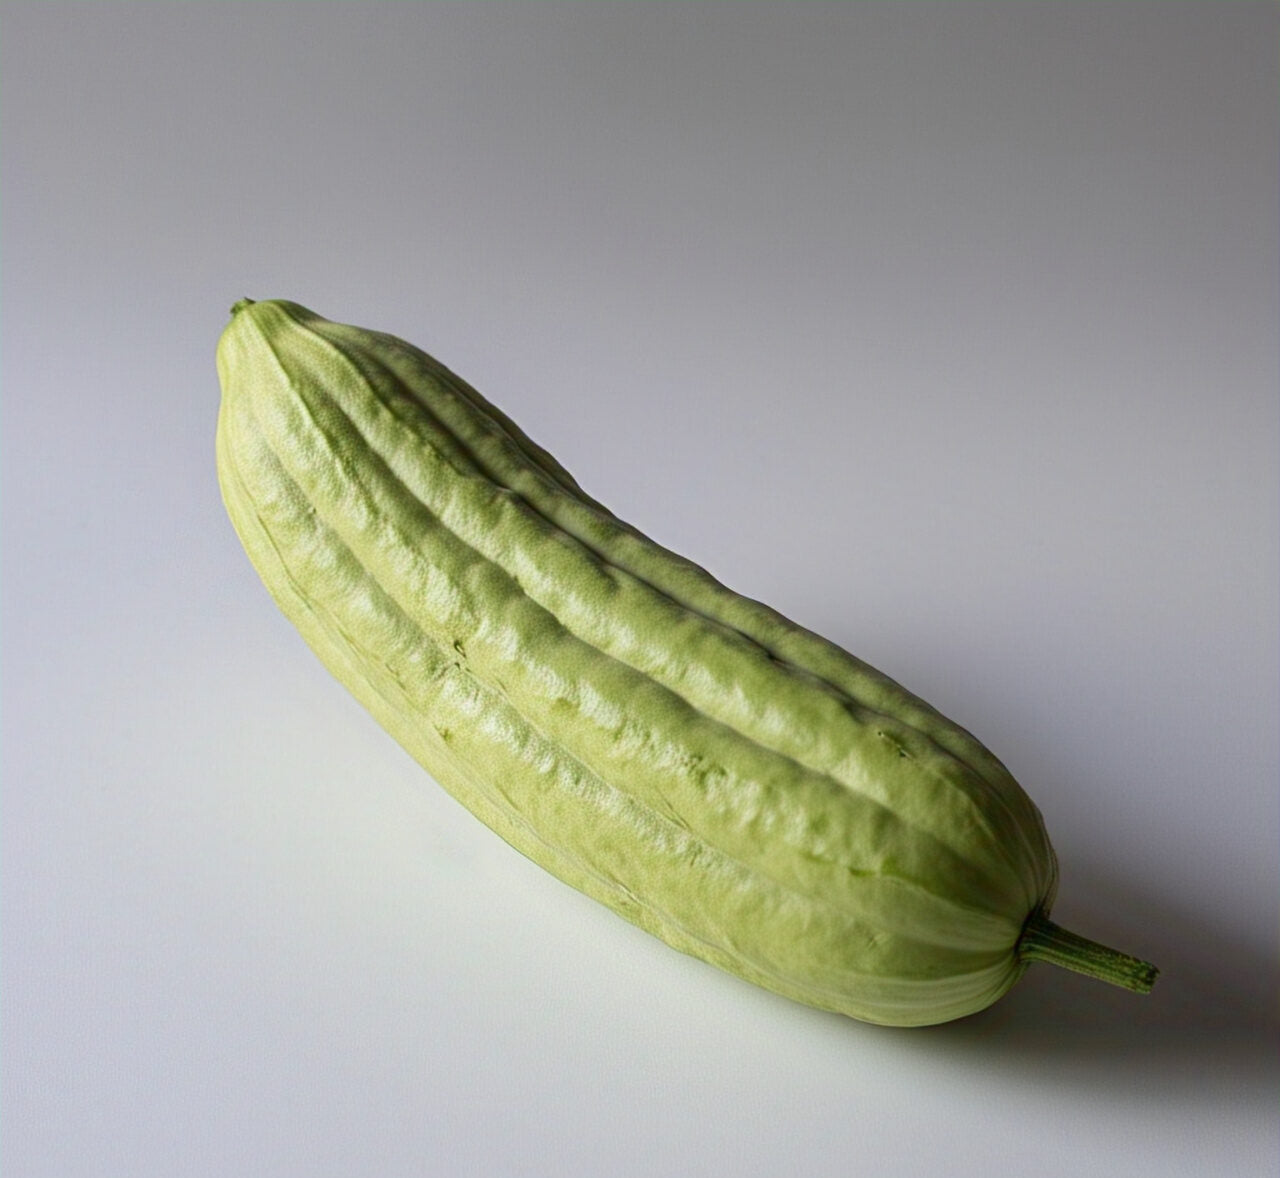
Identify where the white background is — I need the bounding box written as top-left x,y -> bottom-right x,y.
4,5 -> 1277,1175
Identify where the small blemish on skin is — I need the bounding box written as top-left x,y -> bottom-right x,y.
876,730 -> 911,758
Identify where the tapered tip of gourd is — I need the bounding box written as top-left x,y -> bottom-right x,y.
229,297 -> 256,318
1017,911 -> 1159,994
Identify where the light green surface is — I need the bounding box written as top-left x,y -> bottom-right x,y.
216,299 -> 1158,1025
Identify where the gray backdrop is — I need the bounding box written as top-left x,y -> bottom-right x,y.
4,4 -> 1277,1176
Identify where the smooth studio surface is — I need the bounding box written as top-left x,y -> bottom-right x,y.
3,5 -> 1277,1176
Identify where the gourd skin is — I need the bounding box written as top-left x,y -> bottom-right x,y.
216,299 -> 1067,1027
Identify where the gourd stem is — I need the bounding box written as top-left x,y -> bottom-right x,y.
230,297 -> 256,318
1016,910 -> 1158,994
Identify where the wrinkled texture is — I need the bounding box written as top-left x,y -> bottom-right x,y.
215,299 -> 1058,1025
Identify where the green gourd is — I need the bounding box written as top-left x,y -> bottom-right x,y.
215,298 -> 1157,1026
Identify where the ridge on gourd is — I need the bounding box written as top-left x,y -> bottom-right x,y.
215,297 -> 1159,1026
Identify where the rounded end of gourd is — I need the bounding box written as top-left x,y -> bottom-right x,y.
229,297 -> 256,318
1016,909 -> 1159,994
